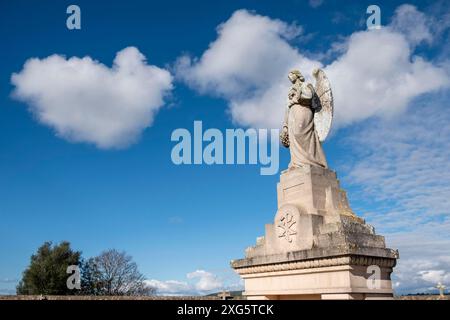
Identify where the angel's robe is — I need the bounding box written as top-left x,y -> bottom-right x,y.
283,81 -> 328,169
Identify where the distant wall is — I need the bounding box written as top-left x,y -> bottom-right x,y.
0,295 -> 222,300
396,295 -> 448,300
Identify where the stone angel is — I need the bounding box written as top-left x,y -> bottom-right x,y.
280,69 -> 334,169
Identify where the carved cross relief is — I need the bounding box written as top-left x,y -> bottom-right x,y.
277,212 -> 297,243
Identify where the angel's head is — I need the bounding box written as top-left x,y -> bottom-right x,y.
288,70 -> 305,83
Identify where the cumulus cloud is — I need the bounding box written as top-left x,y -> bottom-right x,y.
325,29 -> 448,126
175,9 -> 321,129
145,269 -> 228,296
11,47 -> 173,149
176,7 -> 449,129
187,270 -> 223,291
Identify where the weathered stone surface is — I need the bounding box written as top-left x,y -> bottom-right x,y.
280,69 -> 329,168
232,165 -> 399,300
232,246 -> 398,270
245,166 -> 387,258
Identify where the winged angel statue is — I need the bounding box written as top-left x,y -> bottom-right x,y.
280,69 -> 333,169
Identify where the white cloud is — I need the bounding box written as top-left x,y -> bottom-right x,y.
187,270 -> 223,291
176,7 -> 449,130
11,47 -> 173,149
145,269 -> 233,296
325,28 -> 448,127
390,4 -> 433,46
391,256 -> 450,294
175,9 -> 321,129
387,220 -> 450,294
145,279 -> 191,295
420,270 -> 450,284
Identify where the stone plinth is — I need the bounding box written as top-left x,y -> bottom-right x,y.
231,166 -> 399,300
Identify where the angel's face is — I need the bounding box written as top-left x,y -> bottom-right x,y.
288,73 -> 298,83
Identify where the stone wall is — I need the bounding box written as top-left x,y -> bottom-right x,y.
0,295 -> 222,300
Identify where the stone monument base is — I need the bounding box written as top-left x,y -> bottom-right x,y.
231,166 -> 399,300
232,246 -> 397,300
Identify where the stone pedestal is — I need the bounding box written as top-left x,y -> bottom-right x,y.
231,166 -> 399,300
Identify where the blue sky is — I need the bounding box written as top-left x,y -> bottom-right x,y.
1,0 -> 450,295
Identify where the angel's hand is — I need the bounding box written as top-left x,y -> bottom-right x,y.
288,91 -> 295,100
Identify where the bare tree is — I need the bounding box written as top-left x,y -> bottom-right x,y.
81,249 -> 154,296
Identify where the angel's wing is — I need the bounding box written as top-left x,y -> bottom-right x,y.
312,68 -> 334,142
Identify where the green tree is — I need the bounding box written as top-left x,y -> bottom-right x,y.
16,241 -> 81,295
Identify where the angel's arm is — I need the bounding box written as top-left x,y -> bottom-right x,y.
280,105 -> 290,148
301,84 -> 313,100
